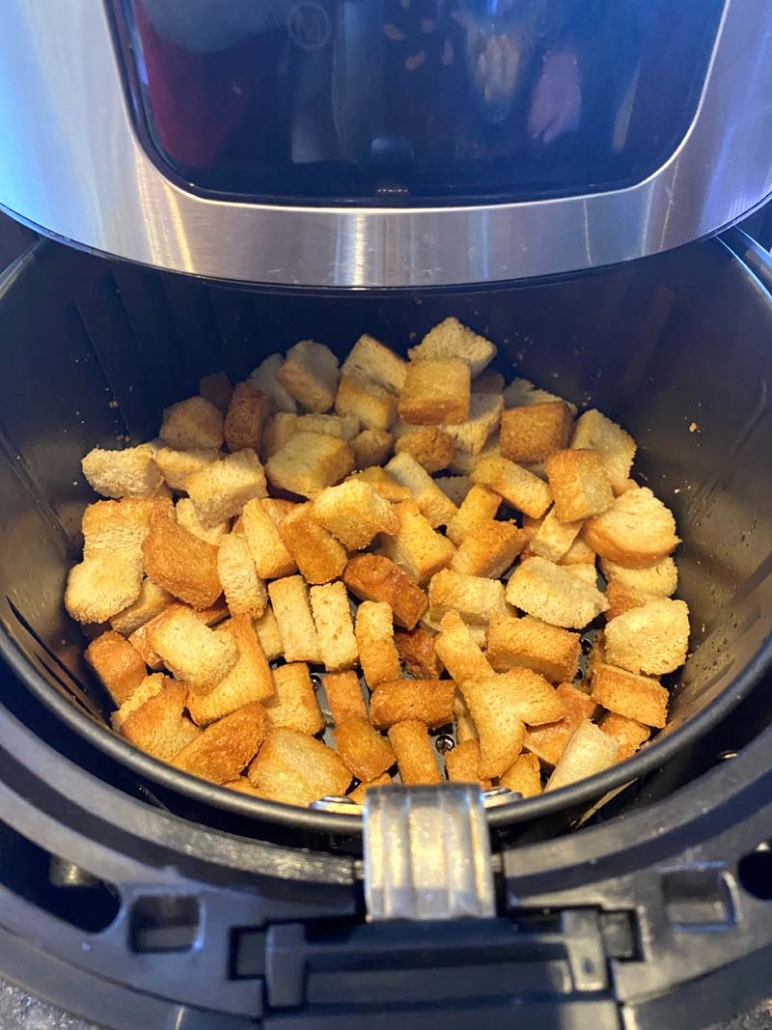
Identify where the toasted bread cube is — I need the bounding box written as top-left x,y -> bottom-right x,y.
529,506 -> 583,563
379,500 -> 456,586
116,677 -> 201,761
111,672 -> 165,731
420,612 -> 487,648
277,340 -> 339,413
434,611 -> 493,687
261,413 -> 299,461
598,712 -> 651,759
563,565 -> 600,591
445,739 -> 491,789
343,554 -> 428,631
583,486 -> 680,568
399,358 -> 470,426
471,455 -> 552,519
370,679 -> 455,730
248,353 -> 298,413
160,396 -> 224,450
186,449 -> 268,526
355,601 -> 401,689
591,663 -> 669,727
264,662 -> 323,735
277,503 -> 348,585
523,683 -> 597,766
408,318 -> 496,377
111,578 -> 173,637
561,536 -> 597,566
545,720 -> 620,792
506,557 -> 608,630
85,629 -> 146,706
487,614 -> 580,682
503,378 -> 578,416
446,395 -> 505,460
387,721 -> 441,785
604,599 -> 689,675
386,453 -> 458,528
450,520 -> 526,578
310,582 -> 358,671
395,628 -> 443,679
148,605 -> 237,693
342,333 -> 407,393
128,600 -> 227,669
428,569 -> 507,626
224,382 -> 269,453
312,480 -> 398,551
241,498 -> 297,580
333,716 -> 396,781
155,447 -> 220,491
446,485 -> 501,546
199,371 -> 233,414
268,576 -> 321,664
187,616 -> 274,724
348,773 -> 393,804
471,667 -> 566,727
81,444 -> 162,500
351,467 -> 412,502
324,670 -> 367,725
173,702 -> 267,783
352,428 -> 393,469
217,533 -> 268,618
605,580 -> 652,620
248,727 -> 351,806
544,449 -> 614,524
499,752 -> 542,798
394,427 -> 454,473
473,371 -> 505,395
295,413 -> 360,441
461,679 -> 526,779
600,556 -> 678,598
175,497 -> 229,546
266,432 -> 354,500
571,410 -> 636,495
335,372 -> 398,432
454,691 -> 478,743
142,509 -> 222,609
253,604 -> 284,661
435,475 -> 473,507
500,402 -> 573,464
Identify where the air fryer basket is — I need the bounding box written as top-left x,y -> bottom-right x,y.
0,231 -> 771,842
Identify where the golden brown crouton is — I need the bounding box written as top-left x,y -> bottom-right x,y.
529,506 -> 583,563
266,432 -> 355,500
499,752 -> 542,798
351,467 -> 412,502
187,616 -> 274,725
148,605 -> 237,693
85,629 -> 146,706
545,449 -> 614,523
247,728 -> 351,806
342,333 -> 407,393
348,773 -> 393,804
277,503 -> 348,585
343,555 -> 426,630
175,497 -> 230,546
173,702 -> 267,783
264,662 -> 324,735
277,340 -> 339,413
335,372 -> 398,431
395,628 -> 443,679
394,427 -> 454,473
446,484 -> 502,547
500,402 -> 573,464
503,378 -> 578,416
261,413 -> 299,461
160,396 -> 224,450
545,720 -> 619,792
267,576 -> 322,664
117,677 -> 200,761
186,449 -> 268,526
461,679 -> 526,779
604,599 -> 689,675
309,582 -> 358,671
312,480 -> 398,551
333,717 -> 396,781
523,683 -> 598,766
428,569 -> 507,626
355,601 -> 401,689
386,452 -> 458,528
199,372 -> 233,414
399,358 -> 471,426
248,354 -> 298,414
253,604 -> 284,661
471,455 -> 552,519
387,721 -> 441,785
127,599 -> 227,669
445,739 -> 491,789
241,498 -> 297,580
142,509 -> 222,609
591,663 -> 669,728
506,556 -> 608,629
454,691 -> 478,743
487,614 -> 580,682
352,428 -> 393,469
111,673 -> 166,731
154,447 -> 220,491
571,410 -> 636,494
379,500 -> 456,586
598,712 -> 651,759
583,486 -> 680,568
604,581 -> 653,620
435,475 -> 473,507
560,536 -> 597,565
217,533 -> 268,617
600,556 -> 678,598
110,578 -> 173,637
81,444 -> 163,500
295,413 -> 360,441
408,318 -> 496,377
370,679 -> 455,730
323,670 -> 367,725
450,520 -> 526,578
434,611 -> 494,687
224,382 -> 269,453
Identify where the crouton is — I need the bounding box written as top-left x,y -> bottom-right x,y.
253,604 -> 284,661
545,720 -> 620,792
160,396 -> 224,450
128,600 -> 227,669
471,455 -> 552,519
399,358 -> 470,426
500,402 -> 573,464
478,667 -> 566,726
186,449 -> 268,526
454,691 -> 478,743
499,752 -> 542,798
435,476 -> 473,506
600,556 -> 678,598
352,428 -> 393,469
154,447 -> 220,491
447,485 -> 501,546
277,503 -> 348,584
172,702 -> 267,783
428,569 -> 507,626
450,520 -> 526,578
175,497 -> 229,546
117,677 -> 200,761
529,506 -> 583,563
434,611 -> 494,687
563,564 -> 599,588
370,678 -> 454,730
408,317 -> 496,377
443,394 -> 504,465
335,372 -> 398,431
248,727 -> 351,806
379,500 -> 456,585
503,378 -> 578,416
261,413 -> 299,461
355,601 -> 401,689
605,580 -> 651,620
277,340 -> 339,413
583,486 -> 680,568
241,498 -> 297,580
224,382 -> 269,453
342,333 -> 407,393
394,427 -> 454,473
560,536 -> 597,566
395,628 -> 443,679
343,554 -> 428,630
473,371 -> 505,395
81,444 -> 163,500
334,716 -> 396,781
545,449 -> 614,523
506,556 -> 608,629
295,413 -> 360,441
266,432 -> 354,500
267,576 -> 321,664
142,509 -> 222,609
386,453 -> 458,528
264,662 -> 323,735
487,614 -> 580,682
85,629 -> 146,706
571,410 -> 636,494
187,616 -> 275,725
420,612 -> 487,648
111,578 -> 173,636
323,670 -> 367,725
348,773 -> 392,804
199,372 -> 233,414
598,712 -> 651,759
523,683 -> 598,766
387,721 -> 441,785
461,679 -> 526,779
148,605 -> 237,693
445,739 -> 491,789
309,582 -> 358,671
351,467 -> 412,502
217,533 -> 268,618
604,599 -> 689,675
312,480 -> 398,551
248,353 -> 298,413
591,663 -> 669,727
111,673 -> 165,731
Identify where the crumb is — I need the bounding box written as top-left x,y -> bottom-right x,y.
689,422 -> 700,433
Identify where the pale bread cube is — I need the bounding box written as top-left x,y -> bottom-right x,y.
266,432 -> 354,499
187,616 -> 275,725
186,449 -> 268,526
604,599 -> 690,675
341,333 -> 407,393
148,605 -> 238,693
461,678 -> 526,779
351,467 -> 412,503
310,581 -> 358,671
335,372 -> 398,431
471,454 -> 552,519
217,533 -> 268,618
583,486 -> 680,568
160,396 -> 224,450
82,444 -> 162,499
503,378 -> 578,417
441,394 -> 503,463
600,556 -> 678,598
506,556 -> 608,629
386,452 -> 458,528
111,578 -> 173,637
428,569 -> 507,625
247,728 -> 351,806
571,409 -> 636,494
529,506 -> 582,563
312,479 -> 398,550
248,353 -> 298,413
264,662 -> 324,735
276,340 -> 339,413
295,413 -> 360,441
524,683 -> 597,767
155,447 -> 220,491
267,576 -> 321,664
408,317 -> 496,377
175,497 -> 230,546
545,720 -> 620,792
128,600 -> 227,670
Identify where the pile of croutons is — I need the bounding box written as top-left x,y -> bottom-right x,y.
66,317 -> 690,808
